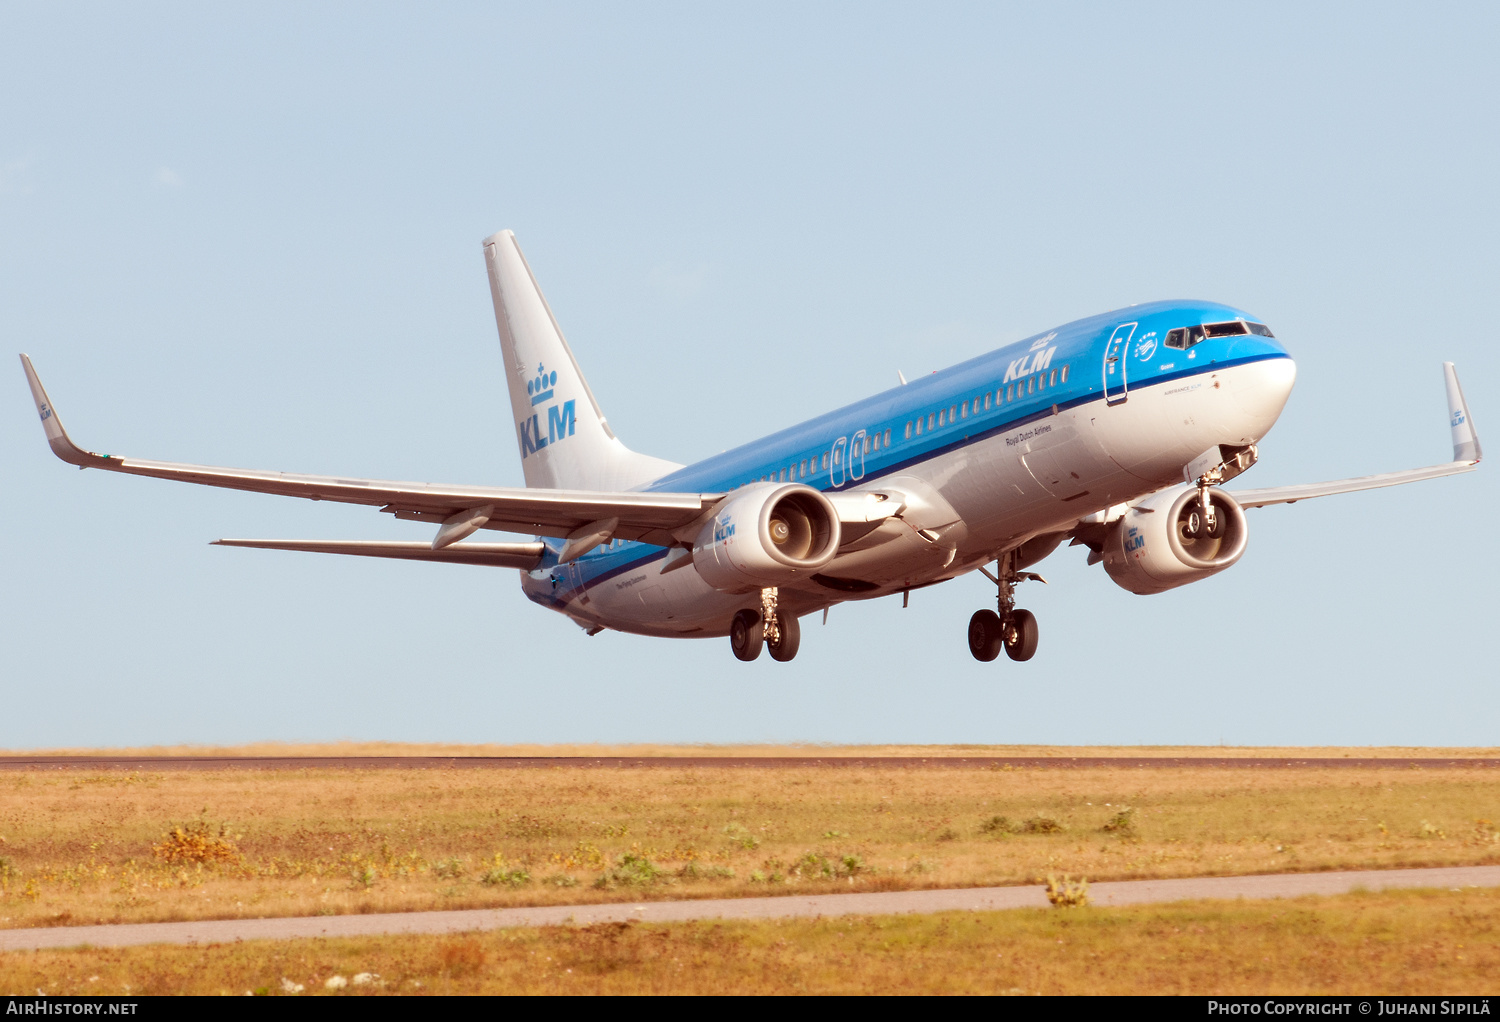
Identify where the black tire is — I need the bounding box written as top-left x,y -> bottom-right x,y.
729,609 -> 764,662
767,613 -> 801,662
968,609 -> 1003,662
1004,609 -> 1039,662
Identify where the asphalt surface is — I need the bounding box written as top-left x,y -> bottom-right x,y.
3,865 -> 1497,951
1,756 -> 1497,771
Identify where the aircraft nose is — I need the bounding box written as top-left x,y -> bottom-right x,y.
1230,356 -> 1297,442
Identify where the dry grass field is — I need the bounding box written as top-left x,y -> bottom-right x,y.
0,751 -> 1497,929
16,740 -> 1500,759
5,887 -> 1498,995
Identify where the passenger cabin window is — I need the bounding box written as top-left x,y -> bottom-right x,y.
1006,384 -> 1015,401
960,403 -> 967,419
1061,364 -> 1070,383
984,392 -> 992,409
1049,369 -> 1057,386
915,418 -> 924,435
821,452 -> 830,469
1247,322 -> 1275,337
937,410 -> 946,427
927,413 -> 935,430
905,422 -> 913,439
883,428 -> 891,446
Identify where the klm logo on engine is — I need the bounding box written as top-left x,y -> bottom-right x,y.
713,516 -> 736,543
519,362 -> 576,459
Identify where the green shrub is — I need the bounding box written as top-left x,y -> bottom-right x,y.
431,857 -> 466,879
789,851 -> 866,880
1021,816 -> 1064,834
593,853 -> 664,889
677,861 -> 735,881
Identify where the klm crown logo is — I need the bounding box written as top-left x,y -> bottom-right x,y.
526,365 -> 557,407
519,362 -> 575,459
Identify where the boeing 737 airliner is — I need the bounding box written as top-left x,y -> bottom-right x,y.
21,231 -> 1483,663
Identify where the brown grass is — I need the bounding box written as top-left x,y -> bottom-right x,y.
8,740 -> 1500,758
0,757 -> 1496,929
5,887 -> 1498,995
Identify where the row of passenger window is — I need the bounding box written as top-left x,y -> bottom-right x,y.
902,364 -> 1072,440
744,358 -> 1081,487
751,427 -> 896,485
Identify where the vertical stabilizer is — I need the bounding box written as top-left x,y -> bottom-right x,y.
483,231 -> 682,490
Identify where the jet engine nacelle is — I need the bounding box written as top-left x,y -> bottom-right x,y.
692,483 -> 842,593
1101,484 -> 1249,596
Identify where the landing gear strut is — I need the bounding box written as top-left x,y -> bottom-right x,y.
729,588 -> 800,662
969,552 -> 1044,662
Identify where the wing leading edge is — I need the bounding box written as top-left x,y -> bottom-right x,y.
1230,362 -> 1481,509
212,539 -> 545,569
19,354 -> 721,547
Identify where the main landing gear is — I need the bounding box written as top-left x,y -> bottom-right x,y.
967,553 -> 1043,663
729,587 -> 801,662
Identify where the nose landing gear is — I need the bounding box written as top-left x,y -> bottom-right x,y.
968,553 -> 1044,662
729,588 -> 801,662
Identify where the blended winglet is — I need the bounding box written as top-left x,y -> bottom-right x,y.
1445,361 -> 1482,464
18,354 -> 117,468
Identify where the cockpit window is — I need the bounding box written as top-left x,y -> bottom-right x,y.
1164,325 -> 1206,350
1164,319 -> 1265,349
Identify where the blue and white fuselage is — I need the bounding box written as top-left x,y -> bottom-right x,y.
521,299 -> 1295,638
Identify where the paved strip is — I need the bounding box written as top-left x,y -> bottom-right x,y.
1,756 -> 1497,771
3,865 -> 1498,952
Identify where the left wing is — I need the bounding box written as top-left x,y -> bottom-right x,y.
211,539 -> 546,568
1230,362 -> 1481,509
20,354 -> 720,548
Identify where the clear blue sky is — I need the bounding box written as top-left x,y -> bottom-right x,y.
3,3 -> 1496,749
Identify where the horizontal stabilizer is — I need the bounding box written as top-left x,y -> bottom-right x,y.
1231,362 -> 1481,509
212,539 -> 545,569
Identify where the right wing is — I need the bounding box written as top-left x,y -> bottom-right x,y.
1231,362 -> 1481,509
20,354 -> 721,548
